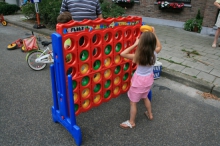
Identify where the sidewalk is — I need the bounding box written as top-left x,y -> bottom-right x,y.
4,13 -> 220,96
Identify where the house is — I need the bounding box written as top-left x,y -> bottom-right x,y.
112,0 -> 217,36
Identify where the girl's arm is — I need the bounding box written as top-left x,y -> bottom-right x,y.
152,27 -> 162,54
120,38 -> 139,60
214,1 -> 220,9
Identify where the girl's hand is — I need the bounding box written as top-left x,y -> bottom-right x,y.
152,27 -> 155,34
133,37 -> 139,46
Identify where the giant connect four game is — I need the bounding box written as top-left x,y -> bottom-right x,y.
50,16 -> 155,146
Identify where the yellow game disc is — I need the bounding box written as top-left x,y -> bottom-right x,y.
114,55 -> 121,64
80,64 -> 89,74
122,83 -> 128,91
93,73 -> 101,82
94,94 -> 101,103
140,25 -> 153,32
104,57 -> 111,67
113,87 -> 120,95
104,69 -> 111,79
74,93 -> 78,102
81,88 -> 90,98
114,76 -> 120,85
82,99 -> 90,108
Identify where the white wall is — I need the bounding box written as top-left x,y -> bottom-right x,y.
5,0 -> 21,6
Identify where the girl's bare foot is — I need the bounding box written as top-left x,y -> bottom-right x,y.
144,111 -> 153,120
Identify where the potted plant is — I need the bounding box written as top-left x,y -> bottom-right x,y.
184,9 -> 203,33
158,1 -> 184,12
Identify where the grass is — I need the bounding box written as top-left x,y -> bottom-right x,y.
181,49 -> 200,55
159,57 -> 190,68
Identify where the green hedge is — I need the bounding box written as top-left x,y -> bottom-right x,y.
21,3 -> 35,19
100,0 -> 125,18
0,2 -> 20,15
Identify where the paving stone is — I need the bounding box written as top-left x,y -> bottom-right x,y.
203,49 -> 217,55
213,77 -> 220,87
166,64 -> 185,72
215,52 -> 220,56
170,51 -> 186,58
207,59 -> 220,65
173,46 -> 185,51
161,43 -> 173,48
205,53 -> 219,59
158,59 -> 171,68
169,40 -> 180,46
193,55 -> 209,61
162,46 -> 173,51
181,44 -> 193,48
157,53 -> 172,60
196,52 -> 207,56
210,68 -> 220,77
194,63 -> 214,73
213,64 -> 220,70
182,60 -> 199,68
184,57 -> 195,61
181,68 -> 200,77
192,46 -> 206,52
197,72 -> 216,83
170,56 -> 185,63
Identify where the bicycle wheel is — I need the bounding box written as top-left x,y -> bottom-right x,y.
27,51 -> 47,71
2,20 -> 7,26
7,43 -> 17,50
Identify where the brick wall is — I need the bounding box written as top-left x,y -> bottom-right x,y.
203,0 -> 218,27
109,0 -> 218,28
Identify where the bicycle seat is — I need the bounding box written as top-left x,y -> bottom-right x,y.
41,41 -> 52,47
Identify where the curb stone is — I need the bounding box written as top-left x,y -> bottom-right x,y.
161,68 -> 220,97
6,20 -> 54,37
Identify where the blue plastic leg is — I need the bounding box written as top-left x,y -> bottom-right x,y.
148,90 -> 152,101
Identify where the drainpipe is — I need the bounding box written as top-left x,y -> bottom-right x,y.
16,0 -> 19,6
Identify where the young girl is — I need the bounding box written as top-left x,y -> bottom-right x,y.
212,0 -> 220,48
57,11 -> 73,24
120,27 -> 162,129
57,11 -> 73,49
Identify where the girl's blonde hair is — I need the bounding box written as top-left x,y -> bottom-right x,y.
134,31 -> 156,66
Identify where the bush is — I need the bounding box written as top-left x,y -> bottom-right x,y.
21,0 -> 62,28
39,0 -> 62,28
0,2 -> 20,15
21,3 -> 35,19
100,0 -> 125,18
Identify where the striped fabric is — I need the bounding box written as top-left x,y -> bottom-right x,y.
60,0 -> 102,21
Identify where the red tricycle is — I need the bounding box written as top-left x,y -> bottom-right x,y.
7,31 -> 39,51
0,14 -> 7,26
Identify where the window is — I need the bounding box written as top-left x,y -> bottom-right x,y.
157,0 -> 191,4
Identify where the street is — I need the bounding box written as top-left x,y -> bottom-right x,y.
0,24 -> 220,146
